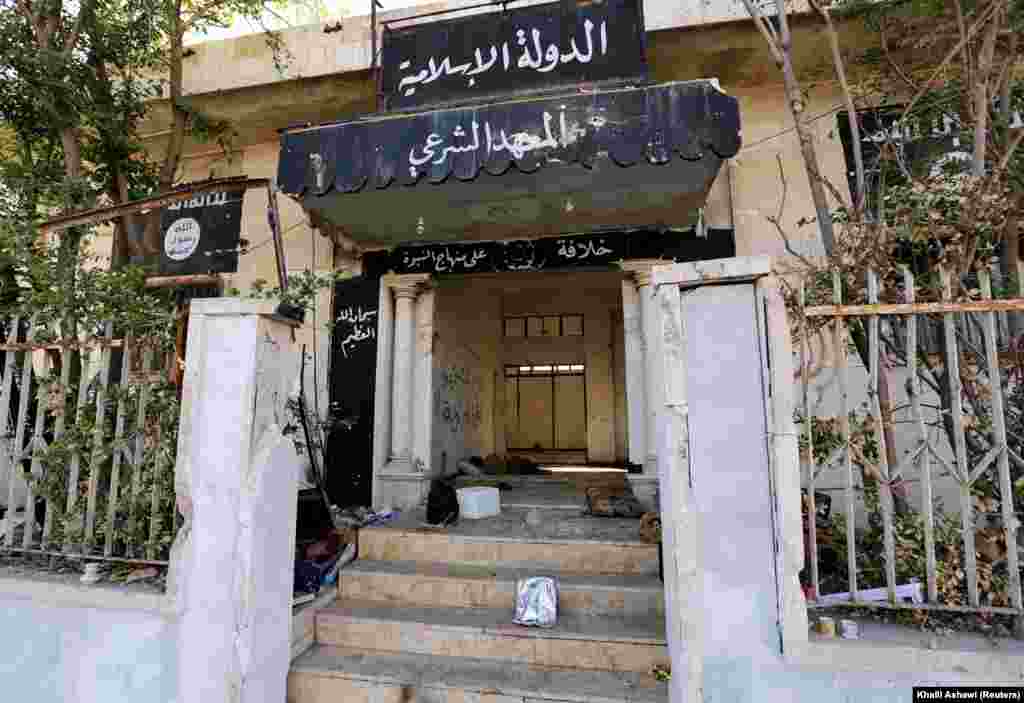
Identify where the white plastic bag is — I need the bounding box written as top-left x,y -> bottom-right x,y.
512,576 -> 559,628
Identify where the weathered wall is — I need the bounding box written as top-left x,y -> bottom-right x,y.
0,581 -> 176,703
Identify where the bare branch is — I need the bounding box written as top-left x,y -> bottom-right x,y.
972,1 -> 1002,177
809,0 -> 865,212
899,0 -> 1002,127
739,0 -> 784,65
767,154 -> 815,267
996,129 -> 1024,175
880,15 -> 918,94
952,0 -> 972,89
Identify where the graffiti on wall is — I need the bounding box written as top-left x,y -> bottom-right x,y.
435,365 -> 483,436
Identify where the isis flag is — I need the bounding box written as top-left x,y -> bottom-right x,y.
159,190 -> 244,276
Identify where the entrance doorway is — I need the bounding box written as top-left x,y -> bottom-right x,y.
504,364 -> 587,453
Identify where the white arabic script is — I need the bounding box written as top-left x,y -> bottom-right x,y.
397,19 -> 609,97
167,191 -> 231,211
556,239 -> 613,260
401,247 -> 489,273
408,109 -> 591,168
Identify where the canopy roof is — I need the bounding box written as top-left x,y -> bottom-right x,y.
277,80 -> 741,247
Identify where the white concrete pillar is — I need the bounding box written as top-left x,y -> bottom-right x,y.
168,299 -> 302,703
621,278 -> 646,465
371,276 -> 395,511
412,286 -> 435,473
621,260 -> 664,510
638,271 -> 661,472
387,276 -> 426,467
378,273 -> 431,508
651,256 -> 808,703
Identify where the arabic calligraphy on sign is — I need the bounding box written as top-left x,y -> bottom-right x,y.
167,191 -> 232,211
397,20 -> 608,98
408,109 -> 591,170
336,305 -> 378,358
554,237 -> 614,261
400,246 -> 491,274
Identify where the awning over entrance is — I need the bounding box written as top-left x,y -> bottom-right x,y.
277,80 -> 740,247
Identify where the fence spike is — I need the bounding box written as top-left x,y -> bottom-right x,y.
978,270 -> 1022,618
130,346 -> 155,559
832,269 -> 859,602
104,335 -> 134,557
84,321 -> 115,553
5,320 -> 36,547
940,266 -> 979,607
866,269 -> 898,605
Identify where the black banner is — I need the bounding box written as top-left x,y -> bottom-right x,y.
836,105 -> 1022,219
159,190 -> 243,275
364,228 -> 735,277
326,276 -> 380,508
380,0 -> 647,111
279,81 -> 741,197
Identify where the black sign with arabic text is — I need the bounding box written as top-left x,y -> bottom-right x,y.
158,190 -> 243,275
326,275 -> 381,507
380,0 -> 647,111
363,228 -> 736,277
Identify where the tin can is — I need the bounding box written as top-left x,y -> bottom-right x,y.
839,619 -> 859,640
816,616 -> 836,637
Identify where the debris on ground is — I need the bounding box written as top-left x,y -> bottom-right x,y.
583,484 -> 644,518
639,512 -> 661,544
812,602 -> 1022,640
330,505 -> 398,528
651,665 -> 671,682
123,567 -> 160,584
513,576 -> 559,628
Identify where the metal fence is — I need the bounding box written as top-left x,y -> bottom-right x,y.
0,317 -> 179,564
799,265 -> 1023,621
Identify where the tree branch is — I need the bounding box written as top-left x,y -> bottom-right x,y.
809,0 -> 865,212
995,129 -> 1024,175
899,0 -> 1001,127
768,154 -> 816,267
740,0 -> 785,65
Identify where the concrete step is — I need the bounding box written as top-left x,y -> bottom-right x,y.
316,601 -> 668,673
360,510 -> 658,576
340,560 -> 664,617
288,645 -> 669,703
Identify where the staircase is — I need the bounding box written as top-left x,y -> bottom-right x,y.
288,476 -> 669,703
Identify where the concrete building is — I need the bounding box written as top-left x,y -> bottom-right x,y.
95,3 -> 1019,702
137,0 -> 864,510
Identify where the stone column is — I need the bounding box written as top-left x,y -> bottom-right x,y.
411,285 -> 436,474
371,277 -> 395,511
621,260 -> 664,510
621,279 -> 646,465
386,276 -> 426,469
168,299 -> 302,703
379,273 -> 431,509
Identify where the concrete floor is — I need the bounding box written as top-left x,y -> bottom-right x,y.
384,475 -> 650,544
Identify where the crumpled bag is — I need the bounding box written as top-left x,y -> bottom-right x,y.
512,576 -> 559,628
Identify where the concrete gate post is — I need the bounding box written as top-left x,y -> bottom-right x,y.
167,299 -> 304,703
651,257 -> 808,703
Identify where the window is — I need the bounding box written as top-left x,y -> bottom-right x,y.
504,314 -> 584,338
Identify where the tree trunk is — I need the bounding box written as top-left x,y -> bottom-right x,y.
972,6 -> 1001,177
779,48 -> 836,253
